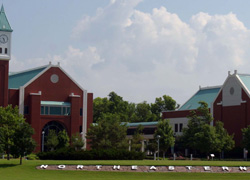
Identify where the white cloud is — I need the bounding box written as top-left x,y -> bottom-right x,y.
10,0 -> 250,104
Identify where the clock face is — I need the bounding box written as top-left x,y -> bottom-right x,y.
0,34 -> 8,44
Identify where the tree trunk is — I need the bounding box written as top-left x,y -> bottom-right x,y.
20,156 -> 22,165
163,151 -> 165,160
7,147 -> 10,160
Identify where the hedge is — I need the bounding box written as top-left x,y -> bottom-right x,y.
37,148 -> 145,160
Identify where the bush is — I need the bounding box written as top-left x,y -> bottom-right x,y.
37,148 -> 145,160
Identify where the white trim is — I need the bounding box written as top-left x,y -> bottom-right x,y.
69,93 -> 80,98
30,91 -> 42,96
212,73 -> 234,108
82,90 -> 88,149
22,65 -> 51,89
19,86 -> 24,115
9,64 -> 49,76
57,65 -> 86,92
210,101 -> 214,126
236,74 -> 250,98
212,72 -> 250,109
217,101 -> 222,105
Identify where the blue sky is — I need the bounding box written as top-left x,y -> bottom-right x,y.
3,0 -> 250,105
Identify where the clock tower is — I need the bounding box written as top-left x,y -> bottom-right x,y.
0,5 -> 12,107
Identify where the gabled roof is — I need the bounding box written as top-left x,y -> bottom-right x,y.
8,65 -> 48,89
0,5 -> 12,32
178,86 -> 221,111
238,74 -> 250,92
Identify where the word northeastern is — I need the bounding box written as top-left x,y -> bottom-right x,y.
37,165 -> 250,173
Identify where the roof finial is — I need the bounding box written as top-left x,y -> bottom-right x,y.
234,70 -> 237,75
228,71 -> 231,76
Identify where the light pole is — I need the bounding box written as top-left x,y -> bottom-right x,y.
156,135 -> 160,160
42,131 -> 45,152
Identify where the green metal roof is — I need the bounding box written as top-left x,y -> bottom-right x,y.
0,5 -> 12,32
41,101 -> 71,106
178,87 -> 221,111
238,74 -> 250,91
125,122 -> 158,127
8,66 -> 48,89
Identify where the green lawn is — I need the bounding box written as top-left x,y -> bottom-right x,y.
1,159 -> 250,180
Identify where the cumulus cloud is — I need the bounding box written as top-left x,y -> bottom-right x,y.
10,0 -> 250,104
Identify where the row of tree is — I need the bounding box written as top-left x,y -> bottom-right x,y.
89,95 -> 238,158
93,91 -> 179,123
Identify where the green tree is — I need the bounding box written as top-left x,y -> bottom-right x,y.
182,101 -> 234,156
151,95 -> 179,119
192,124 -> 219,154
93,97 -> 111,123
86,113 -> 128,150
71,132 -> 85,151
131,125 -> 144,151
134,101 -> 156,122
57,130 -> 69,149
154,119 -> 175,159
182,101 -> 213,152
215,121 -> 234,157
0,105 -> 25,160
242,125 -> 250,150
10,122 -> 36,165
45,130 -> 59,151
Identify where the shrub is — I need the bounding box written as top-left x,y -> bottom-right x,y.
37,148 -> 145,160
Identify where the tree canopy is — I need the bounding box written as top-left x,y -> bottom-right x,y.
93,92 -> 178,123
86,113 -> 128,150
10,122 -> 36,165
0,105 -> 26,160
181,101 -> 234,155
154,119 -> 175,159
242,125 -> 250,150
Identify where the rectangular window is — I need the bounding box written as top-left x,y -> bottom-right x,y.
179,123 -> 183,132
175,123 -> 178,133
0,48 -> 2,54
45,106 -> 49,115
63,107 -> 70,115
24,106 -> 29,115
50,106 -> 62,115
80,108 -> 83,116
5,48 -> 7,54
41,105 -> 70,116
79,126 -> 82,133
41,106 -> 44,115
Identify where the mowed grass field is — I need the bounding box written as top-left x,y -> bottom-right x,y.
1,159 -> 250,180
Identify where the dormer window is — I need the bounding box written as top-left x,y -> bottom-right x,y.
5,48 -> 7,54
0,48 -> 2,54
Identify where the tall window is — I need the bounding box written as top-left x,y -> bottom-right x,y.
175,123 -> 178,133
4,48 -> 7,54
179,123 -> 183,132
0,48 -> 2,54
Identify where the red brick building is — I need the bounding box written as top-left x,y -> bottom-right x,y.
163,70 -> 250,146
0,6 -> 93,151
